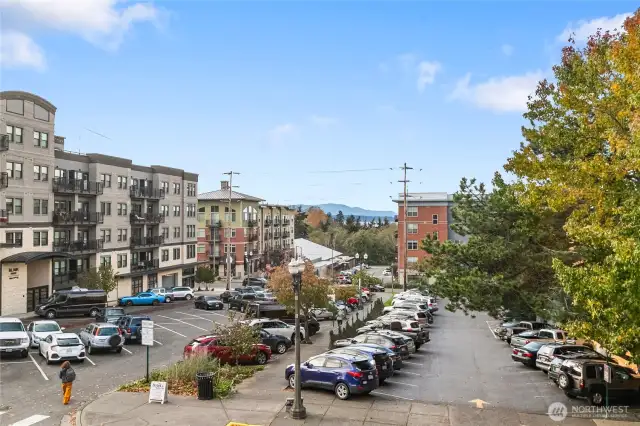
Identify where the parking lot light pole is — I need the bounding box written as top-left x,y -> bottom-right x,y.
288,257 -> 306,420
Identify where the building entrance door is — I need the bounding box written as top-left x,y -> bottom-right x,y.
26,286 -> 49,312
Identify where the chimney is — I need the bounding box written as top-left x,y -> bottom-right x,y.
221,181 -> 229,190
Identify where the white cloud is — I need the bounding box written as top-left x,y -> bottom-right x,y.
310,115 -> 338,126
0,0 -> 163,52
397,52 -> 418,71
269,123 -> 296,141
0,30 -> 46,71
557,12 -> 631,43
501,44 -> 514,56
449,71 -> 544,113
417,61 -> 442,92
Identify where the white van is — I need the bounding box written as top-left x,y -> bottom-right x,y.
0,317 -> 30,357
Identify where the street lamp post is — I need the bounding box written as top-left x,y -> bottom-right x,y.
355,253 -> 367,310
288,257 -> 307,420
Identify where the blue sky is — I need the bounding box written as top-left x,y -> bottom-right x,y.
0,1 -> 635,211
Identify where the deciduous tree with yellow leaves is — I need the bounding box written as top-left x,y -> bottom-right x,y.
506,10 -> 640,360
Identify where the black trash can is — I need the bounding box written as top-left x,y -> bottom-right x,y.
196,371 -> 215,400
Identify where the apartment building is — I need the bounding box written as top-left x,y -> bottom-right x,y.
197,182 -> 263,278
260,204 -> 296,266
0,90 -> 201,316
394,192 -> 466,285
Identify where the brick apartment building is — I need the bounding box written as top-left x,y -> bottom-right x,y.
394,192 -> 466,284
0,91 -> 202,316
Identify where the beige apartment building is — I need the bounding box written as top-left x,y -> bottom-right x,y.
260,204 -> 296,267
0,91 -> 202,316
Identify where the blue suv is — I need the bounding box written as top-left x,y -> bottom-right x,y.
326,345 -> 394,384
117,315 -> 151,343
285,353 -> 378,400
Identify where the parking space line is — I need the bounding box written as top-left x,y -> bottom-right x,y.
8,414 -> 50,426
396,371 -> 421,376
153,340 -> 163,345
403,361 -> 423,366
84,356 -> 96,366
176,311 -> 216,322
121,347 -> 133,354
486,320 -> 498,339
385,380 -> 417,387
155,324 -> 187,338
28,354 -> 49,381
0,361 -> 33,364
370,391 -> 413,400
157,315 -> 208,331
156,322 -> 181,326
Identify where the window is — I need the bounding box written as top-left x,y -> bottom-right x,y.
406,206 -> 418,217
117,176 -> 127,189
101,202 -> 111,216
197,228 -> 205,238
6,231 -> 22,247
174,227 -> 181,238
161,249 -> 169,262
224,207 -> 236,222
7,161 -> 22,179
187,225 -> 196,238
187,204 -> 196,217
6,125 -> 22,143
7,198 -> 22,215
173,248 -> 181,260
187,183 -> 196,197
148,274 -> 158,288
33,199 -> 48,215
162,182 -> 169,193
33,231 -> 48,246
117,203 -> 127,216
325,358 -> 343,368
224,244 -> 236,253
117,254 -> 128,268
173,206 -> 180,216
132,277 -> 143,295
34,104 -> 49,121
100,255 -> 111,267
197,245 -> 206,253
34,131 -> 48,148
407,257 -> 418,264
407,223 -> 418,234
161,205 -> 169,216
307,357 -> 326,368
173,182 -> 181,194
33,165 -> 49,181
100,229 -> 112,243
6,100 -> 24,115
407,241 -> 418,250
432,231 -> 439,240
432,214 -> 438,224
118,228 -> 128,242
161,227 -> 169,239
187,244 -> 196,259
224,229 -> 237,238
100,174 -> 111,188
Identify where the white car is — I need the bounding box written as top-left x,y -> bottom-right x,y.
382,269 -> 391,276
0,317 -> 30,358
170,286 -> 195,300
39,333 -> 86,364
26,320 -> 65,348
245,319 -> 306,342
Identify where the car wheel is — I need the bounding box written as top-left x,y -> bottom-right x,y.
255,351 -> 268,365
89,308 -> 99,317
276,342 -> 287,354
166,297 -> 172,303
45,310 -> 56,319
288,374 -> 296,388
20,349 -> 28,358
334,382 -> 351,400
87,345 -> 93,355
379,378 -> 386,385
186,294 -> 193,300
79,359 -> 85,363
152,300 -> 159,306
126,301 -> 133,306
557,373 -> 571,390
115,347 -> 123,354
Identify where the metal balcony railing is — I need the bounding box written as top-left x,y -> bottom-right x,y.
130,212 -> 165,225
1,172 -> 9,189
283,231 -> 290,238
283,219 -> 290,226
53,178 -> 103,195
130,235 -> 165,248
131,259 -> 160,272
52,239 -> 104,253
0,209 -> 8,225
129,186 -> 166,200
53,211 -> 104,225
206,219 -> 222,228
264,218 -> 272,226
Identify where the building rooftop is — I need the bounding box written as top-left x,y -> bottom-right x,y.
198,189 -> 264,202
392,192 -> 454,203
260,204 -> 296,210
294,238 -> 342,263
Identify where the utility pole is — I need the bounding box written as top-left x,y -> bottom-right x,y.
224,171 -> 240,291
399,163 -> 413,292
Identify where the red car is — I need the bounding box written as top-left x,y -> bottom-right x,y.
347,297 -> 359,307
183,335 -> 271,365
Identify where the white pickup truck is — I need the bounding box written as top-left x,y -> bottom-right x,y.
149,288 -> 174,302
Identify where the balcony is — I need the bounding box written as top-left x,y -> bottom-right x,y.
53,211 -> 104,226
0,210 -> 7,226
274,233 -> 281,239
243,219 -> 258,228
53,239 -> 104,254
129,186 -> 165,200
130,212 -> 165,225
0,134 -> 9,151
264,233 -> 271,240
131,259 -> 160,273
247,232 -> 259,242
273,220 -> 281,227
206,219 -> 222,228
53,178 -> 103,196
130,235 -> 165,249
283,218 -> 290,226
264,218 -> 272,226
208,232 -> 221,243
283,230 -> 290,238
0,172 -> 8,189
53,271 -> 79,289
209,250 -> 221,259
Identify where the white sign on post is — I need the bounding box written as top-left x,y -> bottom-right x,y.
141,320 -> 154,346
604,364 -> 612,383
148,381 -> 168,404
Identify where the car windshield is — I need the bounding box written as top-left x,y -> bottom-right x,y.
204,296 -> 219,301
105,309 -> 125,316
57,337 -> 81,346
523,342 -> 544,351
34,323 -> 61,332
0,322 -> 25,332
97,327 -> 118,336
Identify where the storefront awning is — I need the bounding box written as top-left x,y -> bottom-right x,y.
1,251 -> 70,264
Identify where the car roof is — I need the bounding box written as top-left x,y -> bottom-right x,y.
340,345 -> 384,354
0,317 -> 25,323
32,320 -> 59,324
91,322 -> 119,327
324,353 -> 369,363
54,333 -> 80,339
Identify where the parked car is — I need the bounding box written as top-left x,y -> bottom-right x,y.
117,315 -> 151,343
357,319 -> 429,349
35,289 -> 107,319
119,292 -> 165,306
243,277 -> 267,288
285,353 -> 378,399
245,319 -> 305,343
536,344 -> 601,372
353,343 -> 404,370
370,330 -> 416,354
510,329 -> 569,349
170,286 -> 195,300
26,320 -> 64,348
548,352 -> 607,382
235,287 -> 256,294
96,307 -> 127,325
325,346 -> 394,384
220,290 -> 239,303
194,295 -> 224,310
369,284 -> 385,292
0,317 -> 30,358
183,335 -> 271,365
38,333 -> 86,364
311,308 -> 335,321
78,323 -> 124,354
335,332 -> 410,359
229,293 -> 257,312
556,358 -> 640,405
382,269 -> 391,276
258,330 -> 292,354
149,287 -> 174,302
511,341 -> 546,367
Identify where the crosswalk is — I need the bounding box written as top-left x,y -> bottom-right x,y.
0,412 -> 50,426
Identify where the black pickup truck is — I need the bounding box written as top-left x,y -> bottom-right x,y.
357,319 -> 429,349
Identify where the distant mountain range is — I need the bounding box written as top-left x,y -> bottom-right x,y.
296,203 -> 396,221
